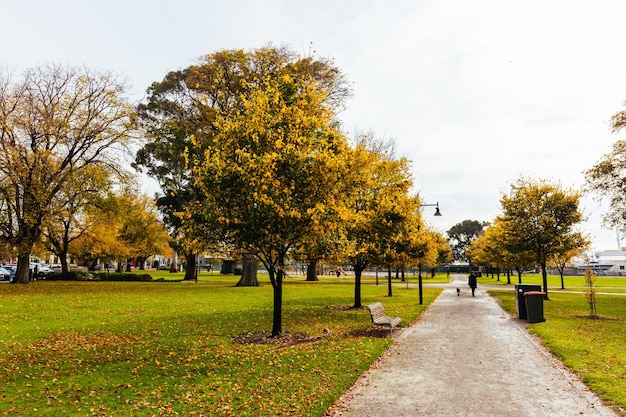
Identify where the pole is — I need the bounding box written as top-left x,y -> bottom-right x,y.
418,262 -> 423,305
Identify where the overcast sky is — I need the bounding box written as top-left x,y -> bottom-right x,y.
3,0 -> 626,251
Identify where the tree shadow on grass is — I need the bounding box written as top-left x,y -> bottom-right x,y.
232,329 -> 331,347
572,315 -> 621,321
348,328 -> 398,338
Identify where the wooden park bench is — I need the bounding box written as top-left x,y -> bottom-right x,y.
366,302 -> 401,336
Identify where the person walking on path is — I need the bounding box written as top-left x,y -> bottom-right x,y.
327,274 -> 617,417
468,271 -> 477,296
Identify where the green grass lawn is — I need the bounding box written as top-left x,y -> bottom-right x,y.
0,276 -> 440,416
478,272 -> 626,292
490,289 -> 626,414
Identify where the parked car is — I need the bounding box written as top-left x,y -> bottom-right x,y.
30,262 -> 52,278
0,267 -> 10,281
0,263 -> 53,280
2,265 -> 16,282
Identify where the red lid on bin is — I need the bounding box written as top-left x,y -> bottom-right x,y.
523,291 -> 545,296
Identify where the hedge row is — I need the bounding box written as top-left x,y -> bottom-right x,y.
46,271 -> 153,282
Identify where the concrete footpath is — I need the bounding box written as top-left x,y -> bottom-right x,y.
327,274 -> 618,417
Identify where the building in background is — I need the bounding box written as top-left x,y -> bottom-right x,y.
576,249 -> 626,276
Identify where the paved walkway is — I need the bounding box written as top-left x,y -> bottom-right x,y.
327,274 -> 617,417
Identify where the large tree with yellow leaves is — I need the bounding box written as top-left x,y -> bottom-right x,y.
340,136 -> 416,307
0,64 -> 135,283
498,178 -> 585,298
185,46 -> 351,336
136,46 -> 351,284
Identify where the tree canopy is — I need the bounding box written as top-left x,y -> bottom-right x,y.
136,46 -> 352,283
0,64 -> 135,283
339,135 -> 416,307
498,177 -> 586,298
446,219 -> 488,263
182,46 -> 352,336
42,165 -> 117,274
467,218 -> 535,284
586,101 -> 626,229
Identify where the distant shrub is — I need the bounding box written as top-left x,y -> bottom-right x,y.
97,273 -> 153,282
46,271 -> 93,281
45,272 -> 153,282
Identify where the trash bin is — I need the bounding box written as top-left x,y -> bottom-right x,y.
515,284 -> 541,320
524,291 -> 546,323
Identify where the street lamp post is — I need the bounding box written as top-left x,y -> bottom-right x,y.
418,260 -> 423,305
418,202 -> 442,304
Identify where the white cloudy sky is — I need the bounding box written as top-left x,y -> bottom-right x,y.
3,0 -> 626,250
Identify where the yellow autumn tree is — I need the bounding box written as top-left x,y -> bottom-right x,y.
340,135 -> 415,307
376,194 -> 421,298
498,177 -> 586,299
466,226 -> 499,278
70,197 -> 130,270
468,219 -> 536,285
117,194 -> 171,271
431,230 -> 453,272
548,232 -> 589,289
70,193 -> 170,272
417,228 -> 447,273
0,64 -> 135,283
187,47 -> 351,337
42,164 -> 119,274
139,46 -> 351,284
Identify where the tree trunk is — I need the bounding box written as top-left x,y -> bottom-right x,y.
15,254 -> 31,284
56,223 -> 71,275
60,253 -> 70,274
126,259 -> 132,272
306,258 -> 319,281
541,262 -> 550,300
353,266 -> 363,309
170,249 -> 178,272
236,255 -> 259,286
184,252 -> 197,281
271,267 -> 284,337
387,267 -> 393,297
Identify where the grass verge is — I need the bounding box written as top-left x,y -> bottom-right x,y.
478,273 -> 626,292
0,277 -> 440,416
490,289 -> 626,414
